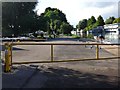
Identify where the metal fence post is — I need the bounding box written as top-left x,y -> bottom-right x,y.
4,43 -> 12,72
51,45 -> 54,62
96,44 -> 99,59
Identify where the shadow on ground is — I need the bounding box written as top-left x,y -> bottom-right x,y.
2,64 -> 118,88
1,45 -> 27,51
41,67 -> 118,88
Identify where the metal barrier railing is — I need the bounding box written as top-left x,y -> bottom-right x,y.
4,42 -> 120,72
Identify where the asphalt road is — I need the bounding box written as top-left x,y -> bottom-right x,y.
2,39 -> 119,88
8,41 -> 116,63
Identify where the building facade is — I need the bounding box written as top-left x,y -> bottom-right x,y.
104,23 -> 120,34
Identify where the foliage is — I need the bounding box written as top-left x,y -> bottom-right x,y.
87,16 -> 96,26
72,35 -> 80,39
81,16 -> 96,31
2,2 -> 38,37
113,17 -> 120,23
77,16 -> 97,32
2,4 -> 73,38
60,22 -> 73,34
77,15 -> 106,35
90,16 -> 96,24
105,16 -> 115,24
87,34 -> 94,39
41,7 -> 73,38
77,19 -> 87,30
77,15 -> 119,36
96,15 -> 105,26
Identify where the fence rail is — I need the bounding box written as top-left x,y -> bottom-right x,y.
4,42 -> 120,72
11,42 -> 120,45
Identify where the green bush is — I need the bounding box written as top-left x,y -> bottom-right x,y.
37,35 -> 45,39
72,35 -> 80,39
87,34 -> 94,39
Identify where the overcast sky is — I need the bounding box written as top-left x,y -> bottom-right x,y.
35,0 -> 119,27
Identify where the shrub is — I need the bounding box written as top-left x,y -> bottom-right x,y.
72,35 -> 80,39
87,34 -> 94,39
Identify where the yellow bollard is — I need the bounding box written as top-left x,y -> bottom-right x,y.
4,43 -> 12,72
9,43 -> 12,66
96,45 -> 99,59
51,45 -> 54,62
17,40 -> 20,42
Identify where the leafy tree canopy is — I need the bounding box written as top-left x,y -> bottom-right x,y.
40,7 -> 73,37
96,15 -> 105,26
2,2 -> 38,37
77,15 -> 105,32
77,19 -> 87,30
113,17 -> 120,23
105,16 -> 115,24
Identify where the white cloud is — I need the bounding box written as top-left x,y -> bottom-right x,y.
35,0 -> 119,27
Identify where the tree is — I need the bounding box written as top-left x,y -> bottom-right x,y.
77,19 -> 87,30
44,7 -> 67,22
60,22 -> 73,34
87,18 -> 91,26
53,20 -> 62,35
36,15 -> 48,32
113,17 -> 120,23
92,23 -> 98,29
105,16 -> 115,24
96,15 -> 105,26
90,16 -> 96,25
2,2 -> 37,37
87,16 -> 96,26
40,7 -> 72,37
82,16 -> 96,31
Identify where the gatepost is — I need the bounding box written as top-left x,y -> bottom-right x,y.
4,43 -> 12,72
96,44 -> 99,59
